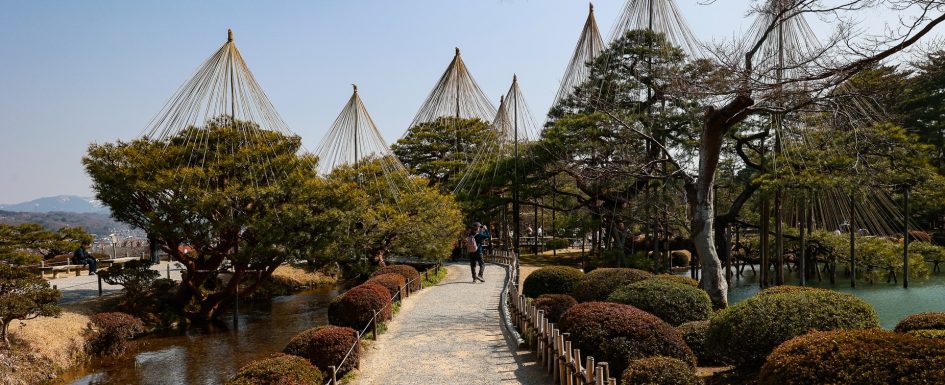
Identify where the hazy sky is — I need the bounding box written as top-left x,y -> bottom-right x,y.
1,1 -> 940,203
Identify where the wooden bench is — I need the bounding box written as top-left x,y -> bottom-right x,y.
38,264 -> 86,278
98,257 -> 139,268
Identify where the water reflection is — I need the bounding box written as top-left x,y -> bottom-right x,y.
60,286 -> 339,385
722,268 -> 945,329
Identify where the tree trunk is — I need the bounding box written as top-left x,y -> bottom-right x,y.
693,96 -> 754,308
1,320 -> 8,348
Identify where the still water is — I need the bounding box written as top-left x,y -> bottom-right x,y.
58,286 -> 339,385
724,269 -> 945,329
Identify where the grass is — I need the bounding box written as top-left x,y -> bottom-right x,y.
271,264 -> 336,289
421,266 -> 448,287
518,249 -> 586,268
1,312 -> 90,384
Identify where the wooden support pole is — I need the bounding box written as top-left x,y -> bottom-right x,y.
850,194 -> 857,288
799,193 -> 807,286
903,187 -> 910,289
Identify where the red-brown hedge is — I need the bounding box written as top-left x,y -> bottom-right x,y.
284,325 -> 360,377
570,268 -> 653,302
532,294 -> 577,323
86,312 -> 145,356
367,273 -> 407,300
759,329 -> 945,385
894,312 -> 945,333
328,284 -> 392,331
558,302 -> 695,380
226,353 -> 324,385
371,265 -> 421,291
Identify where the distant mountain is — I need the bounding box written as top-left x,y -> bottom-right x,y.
0,210 -> 130,236
0,195 -> 109,214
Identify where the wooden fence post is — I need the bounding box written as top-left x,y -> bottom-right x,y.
328,365 -> 337,384
372,310 -> 378,340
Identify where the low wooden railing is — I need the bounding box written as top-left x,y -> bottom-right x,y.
489,250 -> 618,385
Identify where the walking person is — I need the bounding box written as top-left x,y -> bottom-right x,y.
73,240 -> 98,275
465,227 -> 482,282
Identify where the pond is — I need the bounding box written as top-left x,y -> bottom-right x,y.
723,268 -> 945,329
57,286 -> 340,385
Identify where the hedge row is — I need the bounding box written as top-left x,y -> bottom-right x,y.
759,329 -> 945,385
570,268 -> 653,302
522,266 -> 583,298
607,279 -> 712,326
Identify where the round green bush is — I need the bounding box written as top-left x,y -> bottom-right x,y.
894,312 -> 945,333
328,283 -> 392,330
532,294 -> 577,323
371,265 -> 421,291
676,320 -> 717,366
522,266 -> 584,298
226,353 -> 324,385
284,325 -> 360,376
651,274 -> 699,287
707,289 -> 879,369
86,312 -> 145,357
608,279 -> 712,326
622,356 -> 703,385
757,285 -> 825,296
671,250 -> 692,267
558,302 -> 695,380
570,268 -> 653,302
759,329 -> 945,385
367,273 -> 407,300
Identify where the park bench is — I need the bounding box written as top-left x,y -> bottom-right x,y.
98,256 -> 139,267
38,262 -> 86,278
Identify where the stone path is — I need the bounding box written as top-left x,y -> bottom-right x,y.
48,261 -> 184,304
353,262 -> 545,385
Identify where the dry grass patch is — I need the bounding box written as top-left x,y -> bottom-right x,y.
1,312 -> 89,384
271,265 -> 335,289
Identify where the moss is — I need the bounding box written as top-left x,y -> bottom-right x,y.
608,279 -> 712,326
759,329 -> 945,385
707,288 -> 879,369
522,266 -> 584,298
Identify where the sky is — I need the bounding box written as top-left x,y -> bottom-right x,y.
0,0 -> 941,204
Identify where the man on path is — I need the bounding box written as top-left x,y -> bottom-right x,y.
73,240 -> 97,275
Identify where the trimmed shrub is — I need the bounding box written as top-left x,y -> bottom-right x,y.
570,268 -> 653,302
608,279 -> 712,326
622,356 -> 702,385
651,274 -> 699,287
226,353 -> 324,385
98,259 -> 160,304
327,284 -> 392,330
759,329 -> 945,385
367,273 -> 407,300
284,325 -> 360,376
894,312 -> 945,333
371,265 -> 421,291
757,285 -> 825,296
532,294 -> 577,323
558,302 -> 695,379
909,329 -> 945,340
85,312 -> 145,356
671,250 -> 692,267
360,282 -> 392,310
522,266 -> 584,298
545,238 -> 570,250
707,289 -> 879,369
676,320 -> 717,366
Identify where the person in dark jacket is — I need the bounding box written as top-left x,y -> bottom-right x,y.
73,240 -> 97,274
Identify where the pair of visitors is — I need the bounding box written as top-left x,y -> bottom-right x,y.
465,222 -> 491,282
73,240 -> 97,275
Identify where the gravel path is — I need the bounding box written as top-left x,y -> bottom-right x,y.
353,262 -> 546,385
